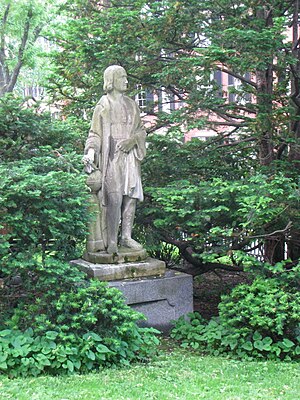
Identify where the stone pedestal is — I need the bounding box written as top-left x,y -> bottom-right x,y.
70,257 -> 193,332
83,246 -> 148,265
109,270 -> 193,332
70,257 -> 166,281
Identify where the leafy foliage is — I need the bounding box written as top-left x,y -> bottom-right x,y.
0,95 -> 160,377
0,94 -> 87,161
47,1 -> 300,270
138,136 -> 300,271
0,94 -> 89,263
0,326 -> 159,377
171,263 -> 300,361
0,258 -> 160,377
46,0 -> 296,157
0,0 -> 59,95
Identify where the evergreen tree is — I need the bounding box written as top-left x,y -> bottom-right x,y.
47,0 -> 300,273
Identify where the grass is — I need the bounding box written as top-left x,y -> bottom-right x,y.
0,344 -> 299,400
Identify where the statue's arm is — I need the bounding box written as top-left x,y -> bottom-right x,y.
117,125 -> 146,155
117,100 -> 146,158
83,104 -> 103,171
133,103 -> 147,159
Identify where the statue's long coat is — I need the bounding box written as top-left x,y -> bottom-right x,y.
84,95 -> 146,207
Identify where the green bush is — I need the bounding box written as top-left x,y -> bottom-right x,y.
0,258 -> 160,377
0,94 -> 87,162
219,264 -> 300,339
0,97 -> 160,377
0,325 -> 159,378
0,94 -> 89,262
171,263 -> 300,361
0,154 -> 89,263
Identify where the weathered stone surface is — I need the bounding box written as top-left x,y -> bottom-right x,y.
109,270 -> 194,332
83,246 -> 148,264
82,65 -> 146,256
70,257 -> 166,281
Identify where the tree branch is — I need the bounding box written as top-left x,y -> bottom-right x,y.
6,6 -> 33,92
0,3 -> 11,92
211,120 -> 245,127
166,85 -> 185,101
216,66 -> 257,89
0,3 -> 10,59
215,137 -> 256,149
216,102 -> 257,115
247,221 -> 293,240
160,233 -> 244,275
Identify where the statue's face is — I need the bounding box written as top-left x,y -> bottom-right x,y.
113,69 -> 128,93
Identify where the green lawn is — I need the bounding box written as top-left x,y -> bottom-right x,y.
0,346 -> 299,400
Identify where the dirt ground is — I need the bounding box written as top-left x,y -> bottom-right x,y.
193,270 -> 252,319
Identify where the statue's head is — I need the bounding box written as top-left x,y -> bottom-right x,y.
103,65 -> 127,93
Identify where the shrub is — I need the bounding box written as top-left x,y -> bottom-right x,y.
0,94 -> 87,162
134,225 -> 181,267
219,264 -> 300,339
0,258 -> 160,377
171,263 -> 300,361
0,326 -> 159,377
0,94 -> 89,262
0,154 -> 89,263
0,96 -> 160,377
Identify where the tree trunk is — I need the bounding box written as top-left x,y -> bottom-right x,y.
264,235 -> 285,264
289,0 -> 300,169
0,4 -> 41,96
255,6 -> 274,166
287,0 -> 300,261
255,6 -> 281,262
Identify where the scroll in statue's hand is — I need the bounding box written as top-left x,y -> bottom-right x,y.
117,138 -> 137,153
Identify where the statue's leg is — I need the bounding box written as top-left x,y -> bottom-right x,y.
106,191 -> 122,254
120,196 -> 143,250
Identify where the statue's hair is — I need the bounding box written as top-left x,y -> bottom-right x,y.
103,65 -> 126,93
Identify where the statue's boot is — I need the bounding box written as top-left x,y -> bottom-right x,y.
120,237 -> 143,250
107,242 -> 118,254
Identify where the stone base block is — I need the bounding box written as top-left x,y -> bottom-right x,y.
109,270 -> 194,332
70,257 -> 166,281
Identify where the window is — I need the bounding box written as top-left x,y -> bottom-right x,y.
214,70 -> 223,98
157,87 -> 177,113
136,84 -> 146,111
228,74 -> 236,102
23,86 -> 44,99
228,73 -> 252,104
136,85 -> 154,113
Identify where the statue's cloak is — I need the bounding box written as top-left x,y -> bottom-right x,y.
84,95 -> 146,206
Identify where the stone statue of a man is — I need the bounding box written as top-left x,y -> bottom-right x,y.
83,65 -> 146,255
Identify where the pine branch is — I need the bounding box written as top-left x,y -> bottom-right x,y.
215,137 -> 256,149
247,221 -> 293,240
160,233 -> 244,275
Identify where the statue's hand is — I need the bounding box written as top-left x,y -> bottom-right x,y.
117,138 -> 136,153
82,148 -> 95,166
82,154 -> 95,174
82,154 -> 93,165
